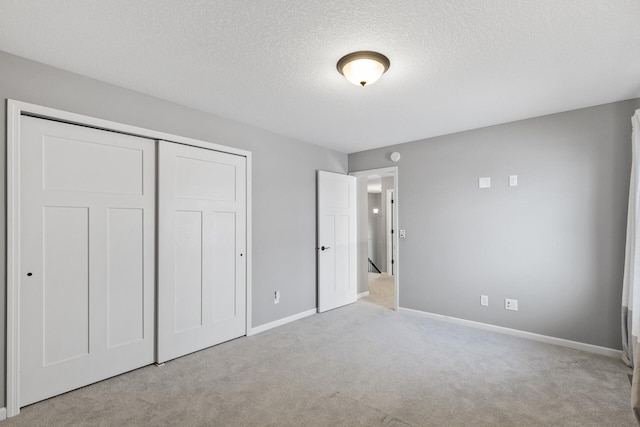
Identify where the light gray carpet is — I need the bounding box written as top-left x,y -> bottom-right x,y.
6,300 -> 635,426
364,273 -> 396,310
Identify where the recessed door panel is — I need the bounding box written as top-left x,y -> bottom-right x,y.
325,180 -> 350,209
210,212 -> 237,323
107,208 -> 145,349
175,156 -> 236,201
43,135 -> 144,195
334,215 -> 350,295
319,215 -> 336,291
174,211 -> 204,333
43,206 -> 90,366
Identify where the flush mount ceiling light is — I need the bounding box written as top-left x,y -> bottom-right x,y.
337,51 -> 390,87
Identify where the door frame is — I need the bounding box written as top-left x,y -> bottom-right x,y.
6,99 -> 253,417
349,167 -> 399,310
386,189 -> 394,276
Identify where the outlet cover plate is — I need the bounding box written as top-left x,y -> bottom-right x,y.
480,295 -> 489,306
505,298 -> 518,311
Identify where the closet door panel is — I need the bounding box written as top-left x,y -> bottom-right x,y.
158,141 -> 246,363
19,116 -> 155,407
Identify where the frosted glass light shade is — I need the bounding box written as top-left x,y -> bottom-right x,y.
337,51 -> 390,87
341,59 -> 385,86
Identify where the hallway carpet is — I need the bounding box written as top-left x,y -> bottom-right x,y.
364,273 -> 395,310
6,301 -> 634,426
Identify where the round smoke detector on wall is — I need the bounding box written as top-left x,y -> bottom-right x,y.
390,152 -> 401,162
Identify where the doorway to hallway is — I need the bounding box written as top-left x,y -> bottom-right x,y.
349,167 -> 399,311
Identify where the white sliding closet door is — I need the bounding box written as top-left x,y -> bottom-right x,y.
157,141 -> 246,363
19,116 -> 155,406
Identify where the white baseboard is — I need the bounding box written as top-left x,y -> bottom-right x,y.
248,308 -> 316,336
0,407 -> 7,420
399,307 -> 622,358
357,291 -> 370,299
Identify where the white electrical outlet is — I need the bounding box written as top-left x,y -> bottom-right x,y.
509,175 -> 518,187
505,298 -> 518,311
480,295 -> 488,306
274,291 -> 280,304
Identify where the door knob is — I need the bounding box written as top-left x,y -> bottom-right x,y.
27,272 -> 33,277
321,246 -> 331,251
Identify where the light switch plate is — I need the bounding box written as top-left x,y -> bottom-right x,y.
479,177 -> 491,189
399,229 -> 406,238
509,175 -> 518,187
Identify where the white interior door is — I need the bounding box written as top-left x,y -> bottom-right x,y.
157,141 -> 246,363
19,116 -> 155,406
317,171 -> 357,312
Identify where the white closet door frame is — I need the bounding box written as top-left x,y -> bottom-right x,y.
6,100 -> 252,418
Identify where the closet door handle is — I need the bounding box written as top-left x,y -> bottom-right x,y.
320,246 -> 331,251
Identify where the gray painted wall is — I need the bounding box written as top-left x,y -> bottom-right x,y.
0,51 -> 348,406
350,98 -> 640,350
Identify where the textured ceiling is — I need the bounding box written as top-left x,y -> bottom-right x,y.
1,1 -> 640,153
